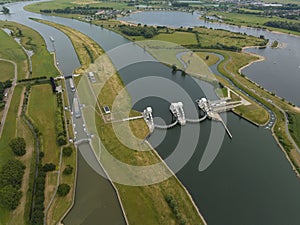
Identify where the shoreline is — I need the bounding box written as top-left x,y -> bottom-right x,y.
238,46 -> 266,74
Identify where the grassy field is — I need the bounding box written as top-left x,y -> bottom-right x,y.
27,84 -> 62,222
196,52 -> 219,66
152,31 -> 198,45
0,85 -> 24,225
0,29 -> 27,80
27,84 -> 60,165
24,0 -> 133,13
194,26 -> 267,49
207,11 -> 300,36
0,21 -> 60,78
288,112 -> 300,149
33,19 -> 103,74
0,60 -> 14,81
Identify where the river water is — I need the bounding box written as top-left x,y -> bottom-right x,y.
120,11 -> 300,106
2,3 -> 300,225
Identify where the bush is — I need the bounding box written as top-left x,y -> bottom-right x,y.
0,159 -> 25,189
0,185 -> 22,210
43,163 -> 56,172
9,137 -> 26,156
57,184 -> 70,196
63,165 -> 73,175
62,147 -> 72,157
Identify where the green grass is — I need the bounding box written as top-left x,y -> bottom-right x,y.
152,31 -> 198,45
0,61 -> 14,82
288,112 -> 300,149
0,29 -> 27,80
196,51 -> 219,66
0,21 -> 60,78
24,0 -> 133,13
194,26 -> 266,49
207,11 -> 300,36
0,85 -> 23,225
27,84 -> 60,165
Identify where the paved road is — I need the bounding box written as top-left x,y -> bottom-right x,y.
0,58 -> 17,138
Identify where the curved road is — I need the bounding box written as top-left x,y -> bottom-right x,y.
0,58 -> 17,138
213,53 -> 300,154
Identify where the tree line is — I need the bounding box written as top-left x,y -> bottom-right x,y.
264,21 -> 300,32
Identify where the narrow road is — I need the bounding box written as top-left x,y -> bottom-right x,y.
0,58 -> 17,138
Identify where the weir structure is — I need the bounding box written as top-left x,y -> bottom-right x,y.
113,99 -> 239,138
196,98 -> 239,139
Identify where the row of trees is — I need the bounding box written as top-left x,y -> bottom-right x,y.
55,93 -> 67,146
0,79 -> 12,110
264,21 -> 300,32
119,25 -> 158,38
0,159 -> 25,210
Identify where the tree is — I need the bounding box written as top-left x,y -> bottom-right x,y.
63,165 -> 73,175
0,159 -> 25,188
9,137 -> 26,156
57,184 -> 70,196
205,55 -> 210,60
2,6 -> 10,15
0,185 -> 22,210
62,146 -> 72,157
43,163 -> 56,172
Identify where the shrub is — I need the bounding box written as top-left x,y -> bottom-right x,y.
63,165 -> 73,175
62,147 -> 72,157
9,137 -> 26,156
43,163 -> 56,172
57,184 -> 70,196
0,185 -> 22,210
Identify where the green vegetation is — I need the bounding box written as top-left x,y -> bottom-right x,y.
196,52 -> 219,66
0,60 -> 14,81
0,21 -> 60,79
57,184 -> 70,197
28,84 -> 60,165
288,112 -> 300,148
0,159 -> 25,210
0,79 -> 12,110
9,137 -> 26,156
55,92 -> 67,146
62,165 -> 73,175
264,21 -> 300,33
119,25 -> 158,38
206,11 -> 300,36
0,28 -> 27,80
271,40 -> 279,48
32,18 -> 103,74
62,146 -> 72,157
24,0 -> 133,13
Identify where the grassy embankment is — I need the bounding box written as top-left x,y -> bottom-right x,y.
37,20 -> 206,225
206,11 -> 300,36
0,60 -> 14,81
0,26 -> 28,225
0,21 -> 61,225
0,27 -> 27,80
0,21 -> 60,78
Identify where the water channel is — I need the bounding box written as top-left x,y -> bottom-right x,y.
1,3 -> 300,225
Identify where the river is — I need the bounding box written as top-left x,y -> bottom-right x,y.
1,3 -> 300,225
120,11 -> 300,106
